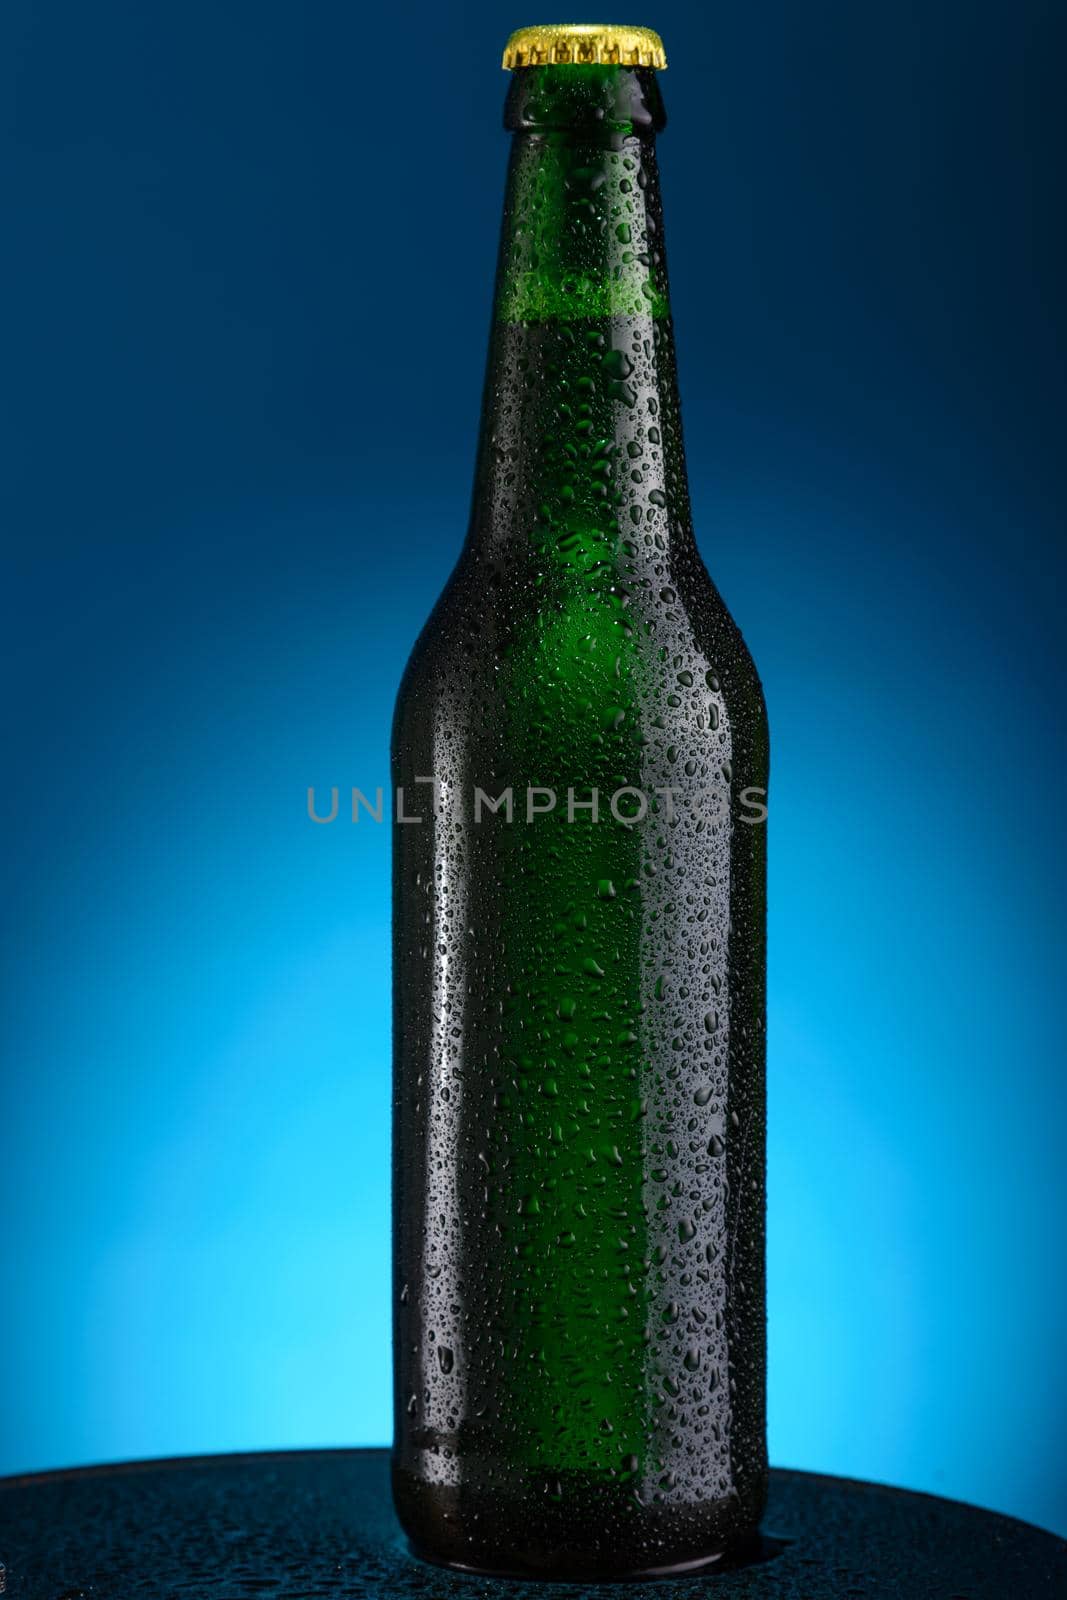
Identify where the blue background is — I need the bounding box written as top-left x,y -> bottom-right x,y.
4,0 -> 1065,1537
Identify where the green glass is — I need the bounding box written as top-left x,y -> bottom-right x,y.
392,61 -> 768,1580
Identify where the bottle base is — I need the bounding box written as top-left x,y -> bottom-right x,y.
393,1459 -> 767,1583
407,1537 -> 745,1583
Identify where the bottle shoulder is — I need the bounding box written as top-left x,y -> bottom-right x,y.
393,542 -> 768,777
670,542 -> 769,735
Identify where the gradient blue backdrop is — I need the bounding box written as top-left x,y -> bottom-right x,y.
4,0 -> 1065,1537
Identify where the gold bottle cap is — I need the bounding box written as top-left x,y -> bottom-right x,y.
502,23 -> 667,71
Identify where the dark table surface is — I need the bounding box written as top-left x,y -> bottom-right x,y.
0,1448 -> 1063,1600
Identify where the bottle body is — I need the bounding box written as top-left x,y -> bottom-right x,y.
392,61 -> 767,1580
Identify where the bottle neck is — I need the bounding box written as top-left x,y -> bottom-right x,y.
467,66 -> 695,567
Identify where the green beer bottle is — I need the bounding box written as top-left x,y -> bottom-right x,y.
392,23 -> 768,1579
